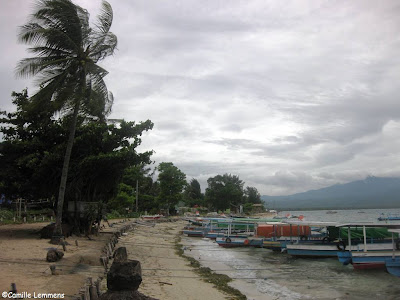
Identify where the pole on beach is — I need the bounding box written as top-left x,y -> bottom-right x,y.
136,180 -> 139,213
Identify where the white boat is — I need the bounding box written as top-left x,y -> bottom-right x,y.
336,223 -> 400,270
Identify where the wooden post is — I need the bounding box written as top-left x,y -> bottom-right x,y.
95,279 -> 101,297
50,265 -> 57,275
363,225 -> 367,252
85,285 -> 90,300
15,200 -> 18,219
79,288 -> 85,300
62,241 -> 66,252
136,179 -> 139,213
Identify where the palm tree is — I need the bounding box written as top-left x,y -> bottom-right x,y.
16,0 -> 117,242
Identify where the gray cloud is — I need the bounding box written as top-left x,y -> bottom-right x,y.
1,0 -> 400,195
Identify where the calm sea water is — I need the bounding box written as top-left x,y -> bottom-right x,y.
182,209 -> 400,300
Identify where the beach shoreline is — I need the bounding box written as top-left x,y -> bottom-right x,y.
118,219 -> 236,299
0,218 -> 252,300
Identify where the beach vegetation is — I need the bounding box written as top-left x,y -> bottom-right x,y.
205,174 -> 244,211
0,89 -> 154,233
244,186 -> 262,204
15,0 -> 118,241
156,162 -> 186,215
183,178 -> 205,207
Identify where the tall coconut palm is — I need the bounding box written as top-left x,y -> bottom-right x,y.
16,0 -> 117,242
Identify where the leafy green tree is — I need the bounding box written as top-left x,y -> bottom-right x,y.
205,174 -> 244,211
183,178 -> 204,207
156,162 -> 186,215
1,91 -> 154,232
16,0 -> 118,240
110,164 -> 157,214
0,90 -> 64,202
244,186 -> 261,204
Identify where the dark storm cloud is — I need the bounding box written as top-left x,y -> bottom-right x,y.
2,0 -> 400,195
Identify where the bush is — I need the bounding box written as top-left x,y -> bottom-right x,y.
106,210 -> 122,219
0,209 -> 14,220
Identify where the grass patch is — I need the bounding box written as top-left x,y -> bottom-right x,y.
174,236 -> 246,300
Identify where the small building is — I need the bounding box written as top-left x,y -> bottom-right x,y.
252,204 -> 264,213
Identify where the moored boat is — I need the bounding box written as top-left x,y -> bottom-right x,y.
386,258 -> 400,277
378,213 -> 400,221
141,214 -> 163,220
216,235 -> 263,247
336,223 -> 400,269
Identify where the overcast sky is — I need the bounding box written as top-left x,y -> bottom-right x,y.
1,0 -> 400,196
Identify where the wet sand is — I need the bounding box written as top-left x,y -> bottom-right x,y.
118,220 -> 231,300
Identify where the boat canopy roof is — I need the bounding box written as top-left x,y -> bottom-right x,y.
329,226 -> 399,239
337,222 -> 400,228
283,220 -> 339,227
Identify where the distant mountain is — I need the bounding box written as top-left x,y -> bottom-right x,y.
262,176 -> 400,210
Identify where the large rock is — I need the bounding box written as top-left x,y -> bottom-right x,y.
113,247 -> 128,262
99,290 -> 158,300
107,260 -> 142,291
46,249 -> 64,262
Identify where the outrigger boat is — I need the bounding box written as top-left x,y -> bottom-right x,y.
215,220 -> 263,247
385,229 -> 400,277
282,221 -> 342,257
258,221 -> 318,252
336,222 -> 400,270
378,213 -> 400,221
214,218 -> 288,247
141,214 -> 163,220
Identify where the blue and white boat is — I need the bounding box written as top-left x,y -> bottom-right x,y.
282,221 -> 341,257
336,223 -> 400,270
378,213 -> 400,221
385,229 -> 400,277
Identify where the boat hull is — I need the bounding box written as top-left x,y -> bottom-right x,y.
386,258 -> 400,277
350,251 -> 400,270
216,236 -> 263,247
286,243 -> 341,258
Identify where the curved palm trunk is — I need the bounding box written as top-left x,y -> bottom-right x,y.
51,99 -> 81,243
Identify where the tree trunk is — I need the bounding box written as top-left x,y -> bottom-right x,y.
51,100 -> 81,244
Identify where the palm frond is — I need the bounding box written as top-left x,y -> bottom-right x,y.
34,0 -> 84,47
90,32 -> 117,62
95,1 -> 113,33
16,56 -> 72,78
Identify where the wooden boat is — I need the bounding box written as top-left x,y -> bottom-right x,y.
257,221 -> 314,252
280,220 -> 340,257
336,223 -> 400,269
141,214 -> 163,220
385,229 -> 400,277
378,213 -> 400,221
216,235 -> 264,247
386,258 -> 400,277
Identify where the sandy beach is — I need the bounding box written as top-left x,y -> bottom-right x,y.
118,220 -> 232,300
0,220 -> 125,298
0,219 -> 238,299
